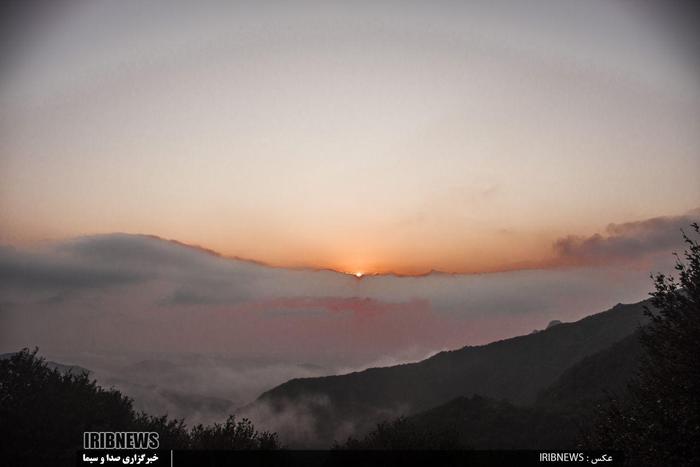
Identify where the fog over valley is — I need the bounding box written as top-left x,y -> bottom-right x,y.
1,209 -> 695,431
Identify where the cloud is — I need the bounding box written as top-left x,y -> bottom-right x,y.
0,233 -> 257,302
553,208 -> 699,266
58,233 -> 227,269
238,297 -> 430,317
1,214 -> 694,437
237,394 -> 408,447
0,245 -> 148,290
1,212 -> 694,387
75,352 -> 335,428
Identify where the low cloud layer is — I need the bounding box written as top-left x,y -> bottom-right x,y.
2,212 -> 696,360
0,244 -> 148,289
0,210 -> 697,428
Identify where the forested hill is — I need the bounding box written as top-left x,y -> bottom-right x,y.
357,329 -> 645,450
254,300 -> 649,445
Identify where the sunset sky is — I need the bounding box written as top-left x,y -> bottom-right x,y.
1,0 -> 699,275
1,2 -> 700,410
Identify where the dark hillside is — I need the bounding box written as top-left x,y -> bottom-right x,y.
535,330 -> 643,410
255,300 -> 649,445
341,331 -> 644,449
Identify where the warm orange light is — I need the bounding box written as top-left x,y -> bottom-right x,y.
354,272 -> 364,278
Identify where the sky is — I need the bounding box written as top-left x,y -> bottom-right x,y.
1,2 -> 700,431
1,0 -> 699,275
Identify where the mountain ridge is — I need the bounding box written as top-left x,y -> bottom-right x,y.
250,299 -> 650,445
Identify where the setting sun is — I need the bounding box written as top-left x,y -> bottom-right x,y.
1,1 -> 699,460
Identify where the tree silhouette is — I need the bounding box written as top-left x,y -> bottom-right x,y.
189,416 -> 279,449
0,349 -> 278,465
336,416 -> 463,450
585,223 -> 700,466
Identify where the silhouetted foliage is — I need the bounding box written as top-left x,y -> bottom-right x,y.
0,349 -> 278,465
1,348 -> 135,464
337,416 -> 463,450
189,416 -> 279,449
584,223 -> 700,466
